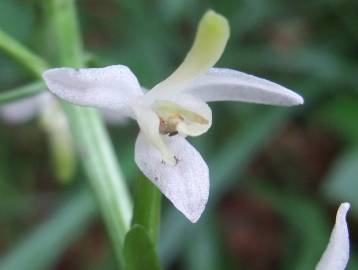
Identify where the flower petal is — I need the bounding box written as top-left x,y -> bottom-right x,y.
0,92 -> 50,124
186,68 -> 304,106
135,132 -> 209,222
43,65 -> 143,117
316,203 -> 350,270
132,104 -> 175,165
145,10 -> 230,102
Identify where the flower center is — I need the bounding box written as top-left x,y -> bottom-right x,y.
152,100 -> 209,137
159,114 -> 183,136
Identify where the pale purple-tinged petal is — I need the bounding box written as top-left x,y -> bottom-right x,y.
316,203 -> 350,270
43,65 -> 143,117
135,132 -> 209,222
185,68 -> 303,106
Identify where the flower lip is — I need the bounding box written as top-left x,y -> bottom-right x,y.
151,97 -> 212,137
152,100 -> 209,136
134,132 -> 209,222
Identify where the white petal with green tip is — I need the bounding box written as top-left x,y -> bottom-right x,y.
145,10 -> 230,102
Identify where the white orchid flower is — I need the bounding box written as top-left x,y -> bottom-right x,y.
42,10 -> 303,222
316,202 -> 350,270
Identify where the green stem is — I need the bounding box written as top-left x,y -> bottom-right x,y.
45,0 -> 83,67
0,29 -> 49,77
0,82 -> 45,105
61,105 -> 132,257
47,0 -> 132,263
132,176 -> 161,243
0,0 -> 133,266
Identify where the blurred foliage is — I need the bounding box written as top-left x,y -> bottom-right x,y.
1,0 -> 358,269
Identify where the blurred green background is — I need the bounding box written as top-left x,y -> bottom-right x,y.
0,0 -> 357,269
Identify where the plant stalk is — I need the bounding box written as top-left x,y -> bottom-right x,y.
0,0 -> 133,266
47,0 -> 132,263
132,176 -> 161,243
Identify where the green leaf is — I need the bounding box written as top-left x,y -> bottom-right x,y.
0,189 -> 96,270
123,225 -> 162,270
